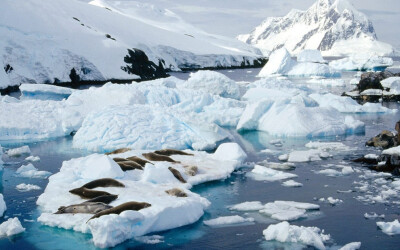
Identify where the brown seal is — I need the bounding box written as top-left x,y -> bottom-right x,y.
165,188 -> 187,197
117,161 -> 143,171
69,187 -> 112,199
83,194 -> 118,204
168,167 -> 186,183
113,157 -> 130,162
87,201 -> 151,222
105,148 -> 131,155
82,178 -> 125,189
184,165 -> 198,176
142,152 -> 179,163
55,202 -> 112,214
126,156 -> 153,167
154,149 -> 194,156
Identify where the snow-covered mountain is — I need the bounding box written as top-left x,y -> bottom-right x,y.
238,0 -> 394,56
0,0 -> 263,90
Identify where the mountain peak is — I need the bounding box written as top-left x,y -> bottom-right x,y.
238,0 -> 393,56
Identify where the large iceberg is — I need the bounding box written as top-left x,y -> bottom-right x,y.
329,55 -> 393,71
20,84 -> 75,101
257,48 -> 296,76
37,143 -> 245,247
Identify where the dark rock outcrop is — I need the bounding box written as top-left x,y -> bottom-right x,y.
121,48 -> 169,81
366,130 -> 398,149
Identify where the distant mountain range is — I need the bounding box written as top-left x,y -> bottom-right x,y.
238,0 -> 395,56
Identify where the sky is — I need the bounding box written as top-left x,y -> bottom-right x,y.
141,0 -> 400,49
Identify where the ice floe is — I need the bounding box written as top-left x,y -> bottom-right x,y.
6,146 -> 31,157
229,201 -> 264,211
20,83 -> 75,101
318,197 -> 343,206
25,156 -> 40,162
260,201 -> 319,221
0,218 -> 25,237
282,180 -> 303,187
16,183 -> 41,192
263,221 -> 330,250
247,165 -> 297,182
376,220 -> 400,235
203,215 -> 254,227
37,143 -> 245,247
0,194 -> 6,217
134,235 -> 164,244
339,242 -> 361,250
329,55 -> 393,71
364,212 -> 385,219
16,163 -> 51,179
316,165 -> 354,177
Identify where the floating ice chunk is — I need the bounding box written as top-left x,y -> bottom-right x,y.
0,194 -> 6,217
381,77 -> 400,89
263,221 -> 330,250
25,156 -> 40,162
305,141 -> 350,151
317,166 -> 354,177
229,201 -> 264,211
260,201 -> 319,221
6,146 -> 31,157
73,105 -> 229,151
212,143 -> 247,163
16,183 -> 41,192
204,215 -> 254,227
339,242 -> 361,250
288,150 -> 322,163
364,154 -> 379,160
181,71 -> 240,99
20,83 -> 75,100
16,163 -> 51,179
260,162 -> 295,170
364,212 -> 385,219
282,180 -> 303,187
319,197 -> 343,206
377,220 -> 400,235
382,146 -> 400,156
0,217 -> 25,237
288,62 -> 340,78
307,78 -> 346,87
236,100 -> 273,131
278,154 -> 289,161
297,50 -> 326,63
257,48 -> 296,77
134,235 -> 164,244
274,201 -> 319,210
248,165 -> 297,182
360,89 -> 382,96
329,56 -> 393,71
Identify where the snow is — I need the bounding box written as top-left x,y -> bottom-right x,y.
262,221 -> 330,250
282,180 -> 303,187
287,62 -> 340,78
203,215 -> 254,227
229,201 -> 264,211
16,163 -> 52,179
329,55 -> 393,71
307,78 -> 346,87
279,154 -> 289,161
381,77 -> 400,89
36,144 -> 244,247
0,218 -> 25,237
377,220 -> 400,236
247,165 -> 297,182
0,194 -> 6,217
305,141 -> 350,151
25,156 -> 40,162
339,242 -> 361,250
257,48 -> 296,76
212,143 -> 247,163
260,201 -> 319,221
288,150 -> 322,163
20,84 -> 75,101
16,183 -> 41,192
0,0 -> 261,89
360,89 -> 382,96
382,146 -> 400,156
297,50 -> 326,63
6,146 -> 31,157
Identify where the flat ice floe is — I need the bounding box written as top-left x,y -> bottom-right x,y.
16,163 -> 51,179
203,215 -> 254,227
247,165 -> 297,182
37,143 -> 245,248
263,221 -> 330,250
339,242 -> 361,250
260,201 -> 320,221
16,183 -> 41,192
6,145 -> 31,157
0,218 -> 25,237
282,180 -> 303,187
376,220 -> 400,235
229,201 -> 264,211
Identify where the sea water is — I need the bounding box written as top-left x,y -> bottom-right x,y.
1,68 -> 400,249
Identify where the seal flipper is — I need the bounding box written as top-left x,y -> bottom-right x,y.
54,206 -> 66,214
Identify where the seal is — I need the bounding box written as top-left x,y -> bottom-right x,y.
82,178 -> 125,189
117,161 -> 143,171
154,149 -> 194,156
87,201 -> 151,222
55,202 -> 112,214
142,152 -> 179,163
83,194 -> 118,204
168,167 -> 186,183
184,165 -> 198,176
69,187 -> 112,199
113,157 -> 130,162
126,156 -> 153,167
165,188 -> 187,197
105,148 -> 131,155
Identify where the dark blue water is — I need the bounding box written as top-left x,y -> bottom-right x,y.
1,68 -> 400,249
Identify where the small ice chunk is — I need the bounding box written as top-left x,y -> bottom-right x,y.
260,201 -> 319,221
263,221 -> 330,250
319,197 -> 343,205
282,180 -> 303,187
229,201 -> 264,211
364,154 -> 379,160
16,183 -> 41,192
25,156 -> 40,162
364,212 -> 385,219
382,146 -> 400,156
288,150 -> 321,162
317,166 -> 354,177
204,215 -> 254,227
16,163 -> 51,179
213,143 -> 247,163
0,217 -> 25,236
377,220 -> 400,235
134,235 -> 164,244
305,141 -> 350,151
248,165 -> 297,182
0,194 -> 6,217
7,146 -> 31,157
339,242 -> 361,250
278,154 -> 288,161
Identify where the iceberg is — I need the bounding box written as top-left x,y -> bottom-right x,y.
20,84 -> 75,101
257,48 -> 296,77
287,62 -> 340,78
297,50 -> 326,63
6,145 -> 31,157
16,163 -> 52,179
376,220 -> 400,236
329,55 -> 393,71
0,218 -> 25,237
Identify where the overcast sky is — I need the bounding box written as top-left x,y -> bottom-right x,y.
142,0 -> 400,49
